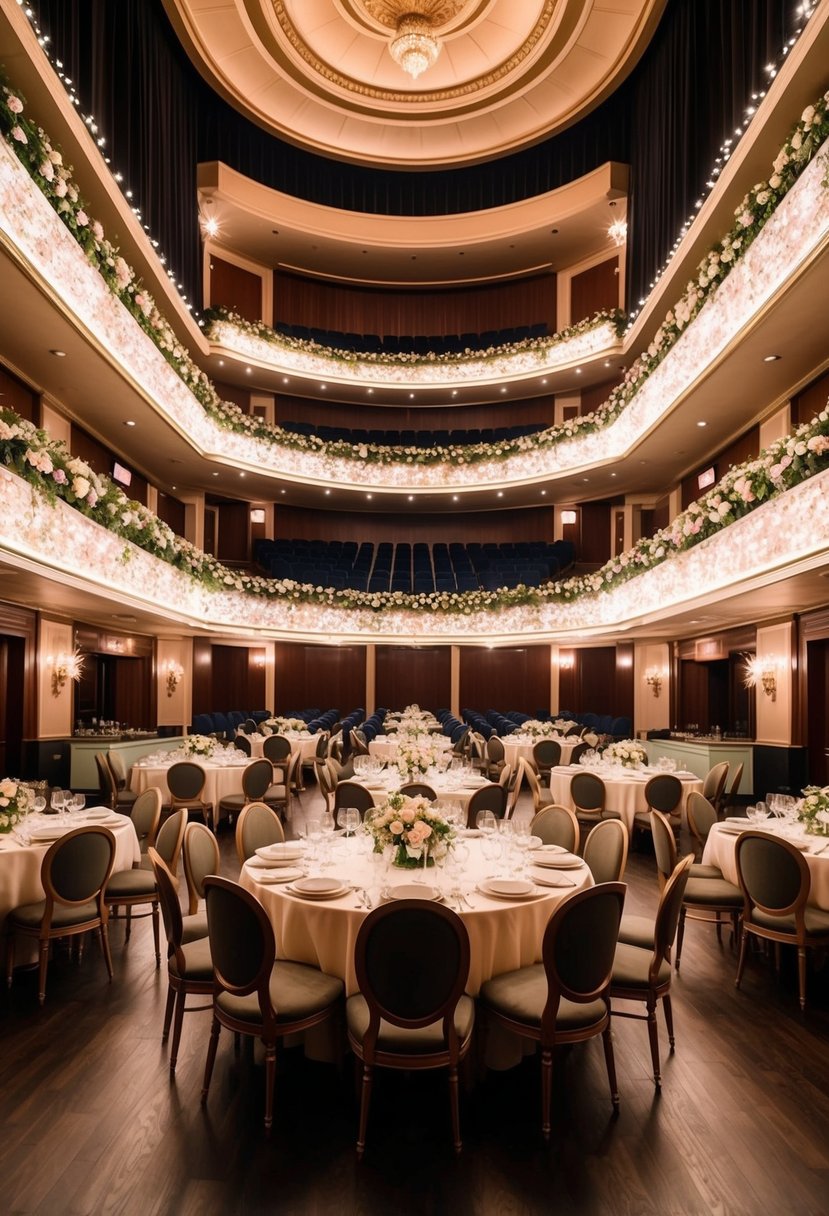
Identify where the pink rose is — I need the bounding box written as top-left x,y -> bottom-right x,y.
11,126 -> 27,144
7,95 -> 23,114
76,210 -> 88,227
389,820 -> 404,835
52,468 -> 67,484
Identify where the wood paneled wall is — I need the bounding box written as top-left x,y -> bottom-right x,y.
792,366 -> 829,427
557,646 -> 633,721
70,424 -> 148,506
459,646 -> 551,716
375,647 -> 451,713
210,645 -> 267,710
210,256 -> 263,323
570,257 -> 619,324
156,491 -> 186,537
275,394 -> 554,432
274,271 -> 556,337
0,601 -> 37,773
192,638 -> 213,715
273,642 -> 365,715
579,374 -> 624,415
681,425 -> 760,509
562,502 -> 611,565
206,498 -> 251,563
273,505 -> 554,546
0,362 -> 39,424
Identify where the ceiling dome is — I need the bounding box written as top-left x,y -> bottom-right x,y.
164,0 -> 665,166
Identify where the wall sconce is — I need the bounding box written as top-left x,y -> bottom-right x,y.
743,655 -> 778,702
560,510 -> 577,526
558,652 -> 575,671
645,667 -> 664,698
48,649 -> 84,697
163,660 -> 185,697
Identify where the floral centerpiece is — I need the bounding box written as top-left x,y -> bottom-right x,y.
521,719 -> 559,739
797,786 -> 829,836
264,716 -> 306,733
553,719 -> 579,734
396,741 -> 442,780
0,778 -> 34,833
603,739 -> 648,769
366,793 -> 455,868
183,734 -> 216,758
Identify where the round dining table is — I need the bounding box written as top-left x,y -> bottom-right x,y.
502,735 -> 580,769
0,808 -> 140,960
351,769 -> 493,815
702,820 -> 829,910
548,764 -> 703,832
240,834 -> 593,999
131,752 -> 251,828
245,733 -> 318,764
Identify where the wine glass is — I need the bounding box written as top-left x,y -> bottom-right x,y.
71,792 -> 86,815
476,809 -> 497,835
32,795 -> 46,816
50,788 -> 66,817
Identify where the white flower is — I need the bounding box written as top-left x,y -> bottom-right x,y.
72,476 -> 90,499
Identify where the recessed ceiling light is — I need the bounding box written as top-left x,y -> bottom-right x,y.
280,489 -> 286,495
325,489 -> 331,495
239,472 -> 246,478
500,387 -> 507,394
451,390 -> 458,397
245,367 -> 252,375
697,420 -> 707,427
763,354 -> 781,362
497,491 -> 504,498
541,378 -> 548,385
540,490 -> 547,496
610,472 -> 617,477
604,360 -> 611,368
366,493 -> 373,500
124,420 -> 136,427
575,368 -> 582,375
452,494 -> 459,502
218,359 -> 224,366
49,349 -> 66,357
367,388 -> 374,395
583,477 -> 589,482
409,393 -> 415,399
282,377 -> 289,384
407,495 -> 414,502
212,471 -> 219,477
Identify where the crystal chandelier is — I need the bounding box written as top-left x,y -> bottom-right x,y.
389,13 -> 441,80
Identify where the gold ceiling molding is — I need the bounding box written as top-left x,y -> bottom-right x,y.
356,0 -> 470,33
270,0 -> 557,104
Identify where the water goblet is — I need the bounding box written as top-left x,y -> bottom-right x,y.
32,796 -> 46,815
476,809 -> 497,835
50,788 -> 66,818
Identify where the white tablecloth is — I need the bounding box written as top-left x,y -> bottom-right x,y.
0,809 -> 140,944
702,822 -> 829,910
240,836 -> 592,998
131,758 -> 250,826
352,772 -> 491,811
502,736 -> 579,769
245,734 -> 318,763
548,765 -> 703,832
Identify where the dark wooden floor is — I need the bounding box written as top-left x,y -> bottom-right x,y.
1,795 -> 828,1216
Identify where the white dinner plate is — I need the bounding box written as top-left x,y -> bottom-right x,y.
286,876 -> 350,899
387,882 -> 442,901
530,853 -> 584,870
28,825 -> 72,842
460,828 -> 482,838
255,843 -> 305,862
531,871 -> 578,888
252,867 -> 305,884
530,843 -> 568,856
477,879 -> 539,900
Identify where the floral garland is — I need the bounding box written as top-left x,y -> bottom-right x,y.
1,73 -> 828,476
2,403 -> 829,617
0,778 -> 34,833
205,306 -> 624,368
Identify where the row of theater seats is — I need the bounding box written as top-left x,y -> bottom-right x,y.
281,421 -> 545,448
461,709 -> 633,739
274,322 -> 548,356
254,539 -> 576,594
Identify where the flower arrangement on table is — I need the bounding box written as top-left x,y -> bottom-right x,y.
797,786 -> 829,836
520,719 -> 559,739
396,741 -> 443,779
263,716 -> 306,733
367,793 -> 456,868
183,734 -> 217,758
603,740 -> 648,770
553,719 -> 579,734
0,778 -> 34,833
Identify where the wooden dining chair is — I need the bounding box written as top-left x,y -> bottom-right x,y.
465,782 -> 507,829
182,821 -> 220,916
167,761 -> 213,830
481,882 -> 626,1137
347,900 -> 474,1157
235,801 -> 286,866
201,877 -> 344,1132
582,819 -> 629,883
530,804 -> 579,852
398,782 -> 438,800
105,808 -> 187,966
5,826 -> 116,1004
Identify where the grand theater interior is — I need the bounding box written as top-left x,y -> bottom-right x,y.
0,2 -> 828,1212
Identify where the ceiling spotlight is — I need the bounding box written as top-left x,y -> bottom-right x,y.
763,354 -> 781,362
697,420 -> 708,428
49,349 -> 66,357
389,13 -> 441,80
124,420 -> 136,427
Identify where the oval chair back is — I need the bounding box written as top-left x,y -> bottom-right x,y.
645,774 -> 683,817
243,718 -> 258,734
130,787 -> 162,854
333,780 -> 377,819
95,751 -> 117,809
183,821 -> 220,915
242,759 -> 275,801
702,761 -> 729,812
724,762 -> 744,813
568,742 -> 590,766
532,739 -> 562,774
107,750 -> 129,790
650,810 -> 678,888
735,831 -> 808,919
263,734 -> 292,764
582,819 -> 629,883
570,771 -> 605,814
398,783 -> 437,800
46,826 -> 117,907
543,881 -> 627,1013
148,846 -> 185,961
530,804 -> 579,852
204,876 -> 275,1015
314,731 -> 330,760
685,792 -> 718,854
167,762 -> 207,803
154,808 -> 187,875
653,855 -> 694,968
234,734 -> 252,756
235,801 -> 285,865
486,736 -> 505,765
465,783 -> 507,829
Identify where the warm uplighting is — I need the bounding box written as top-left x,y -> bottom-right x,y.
48,649 -> 84,697
743,654 -> 778,701
608,217 -> 627,247
645,667 -> 664,698
389,14 -> 441,80
163,659 -> 185,697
